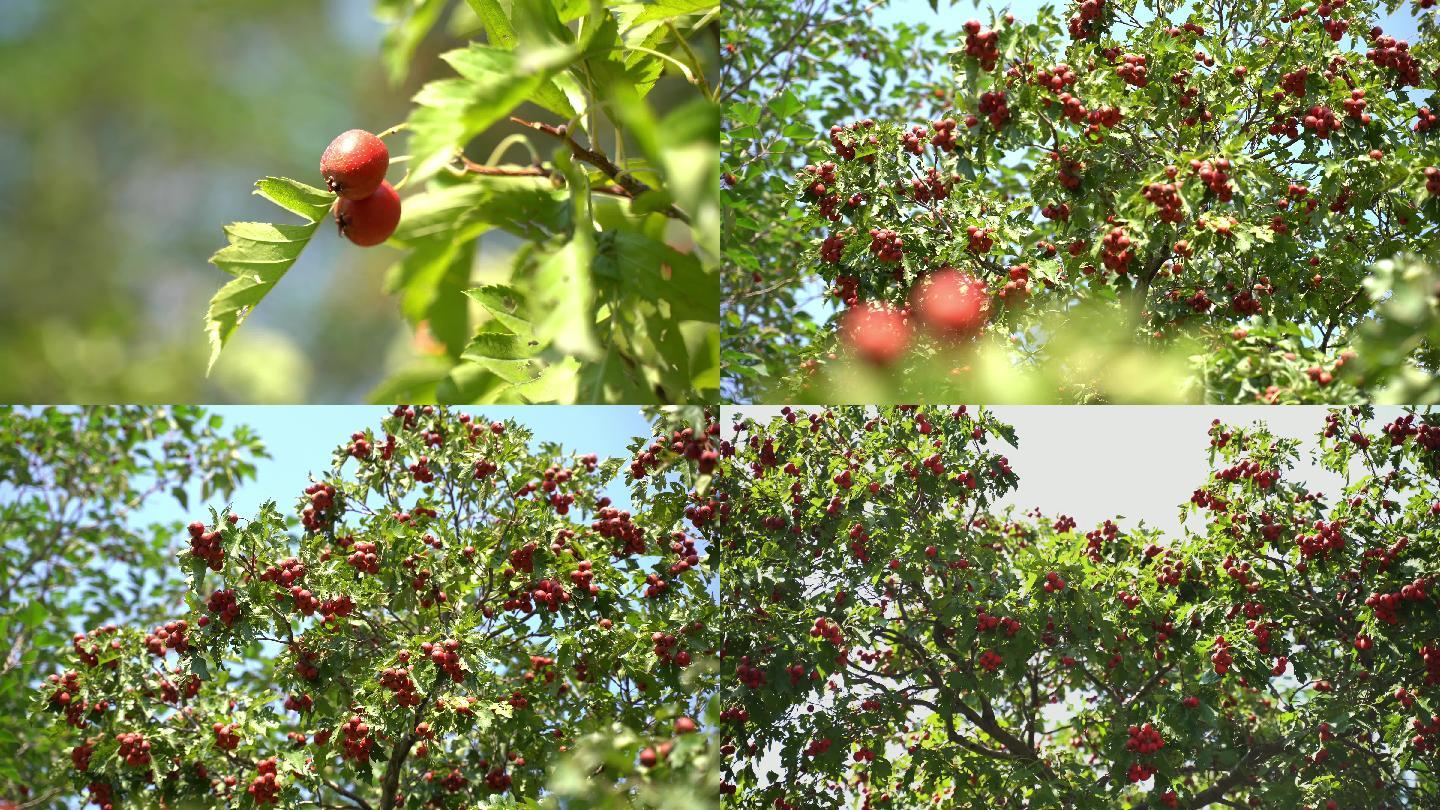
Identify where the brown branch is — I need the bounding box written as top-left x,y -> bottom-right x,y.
508,117 -> 691,224
456,156 -> 631,199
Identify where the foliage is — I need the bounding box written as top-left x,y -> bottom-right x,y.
723,0 -> 1440,404
0,407 -> 266,803
718,405 -> 1440,808
721,0 -> 959,401
206,0 -> 721,404
30,406 -> 720,808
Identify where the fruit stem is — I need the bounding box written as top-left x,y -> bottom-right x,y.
485,134 -> 540,168
377,122 -> 410,140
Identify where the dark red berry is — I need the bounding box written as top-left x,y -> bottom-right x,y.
320,129 -> 389,200
334,181 -> 401,247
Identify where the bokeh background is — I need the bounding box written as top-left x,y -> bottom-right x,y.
0,0 -> 714,404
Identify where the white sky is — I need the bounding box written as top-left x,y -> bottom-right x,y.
723,406 -> 1409,537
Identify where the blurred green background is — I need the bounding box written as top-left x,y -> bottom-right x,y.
0,0 -> 408,402
0,0 -> 712,404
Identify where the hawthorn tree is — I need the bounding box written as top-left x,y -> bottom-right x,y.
206,0 -> 721,404
726,0 -> 1440,403
34,406 -> 720,808
0,407 -> 266,806
718,405 -> 1440,808
720,0 -> 958,401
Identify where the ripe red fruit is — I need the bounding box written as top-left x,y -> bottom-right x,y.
912,268 -> 990,337
840,303 -> 911,365
638,747 -> 659,767
674,716 -> 698,735
334,181 -> 402,247
321,130 -> 390,200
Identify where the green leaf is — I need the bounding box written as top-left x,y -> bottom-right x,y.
381,0 -> 448,84
532,154 -> 600,360
407,44 -> 576,181
461,331 -> 542,361
627,0 -> 717,26
594,231 -> 717,322
466,284 -> 533,335
204,178 -> 333,373
464,0 -> 517,49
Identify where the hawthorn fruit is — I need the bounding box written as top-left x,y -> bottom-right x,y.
334,181 -> 401,247
320,129 -> 389,200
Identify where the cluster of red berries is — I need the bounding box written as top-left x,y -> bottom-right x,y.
901,124 -> 929,156
1367,31 -> 1422,86
977,607 -> 1022,636
965,225 -> 995,253
1281,67 -> 1309,96
929,118 -> 959,151
811,617 -> 843,647
1424,167 -> 1440,195
381,659 -> 423,707
1036,62 -> 1078,93
1126,762 -> 1157,783
1213,459 -> 1279,489
186,521 -> 225,570
143,620 -> 190,657
322,130 -> 400,247
829,119 -> 878,162
1101,227 -> 1133,274
205,588 -> 241,628
1116,53 -> 1148,87
1365,578 -> 1430,624
72,626 -> 121,670
284,693 -> 313,714
409,455 -> 435,483
1423,645 -> 1440,685
976,90 -> 1011,128
1042,570 -> 1067,593
484,766 -> 513,793
998,264 -> 1031,304
1068,0 -> 1105,39
1143,182 -> 1185,224
347,540 -> 381,574
593,507 -> 647,556
962,20 -> 1000,71
340,715 -> 374,763
293,648 -> 321,681
1126,723 -> 1164,754
867,228 -> 903,263
1302,104 -> 1342,139
1053,151 -> 1085,190
213,722 -> 241,751
977,649 -> 1003,672
909,167 -> 951,203
247,759 -> 281,806
300,483 -> 338,531
1296,519 -> 1345,559
1417,107 -> 1439,134
71,739 -> 95,771
1192,159 -> 1233,201
1412,712 -> 1440,752
819,233 -> 846,264
737,656 -> 765,689
348,431 -> 373,459
423,638 -> 465,682
116,731 -> 151,767
1211,636 -> 1232,675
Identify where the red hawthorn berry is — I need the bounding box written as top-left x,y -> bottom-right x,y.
840,303 -> 911,365
912,268 -> 990,338
321,129 -> 390,200
334,181 -> 402,247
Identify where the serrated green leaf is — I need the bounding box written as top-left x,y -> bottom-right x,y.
204,178 -> 333,373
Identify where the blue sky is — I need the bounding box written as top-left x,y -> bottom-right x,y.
133,406 -> 653,529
